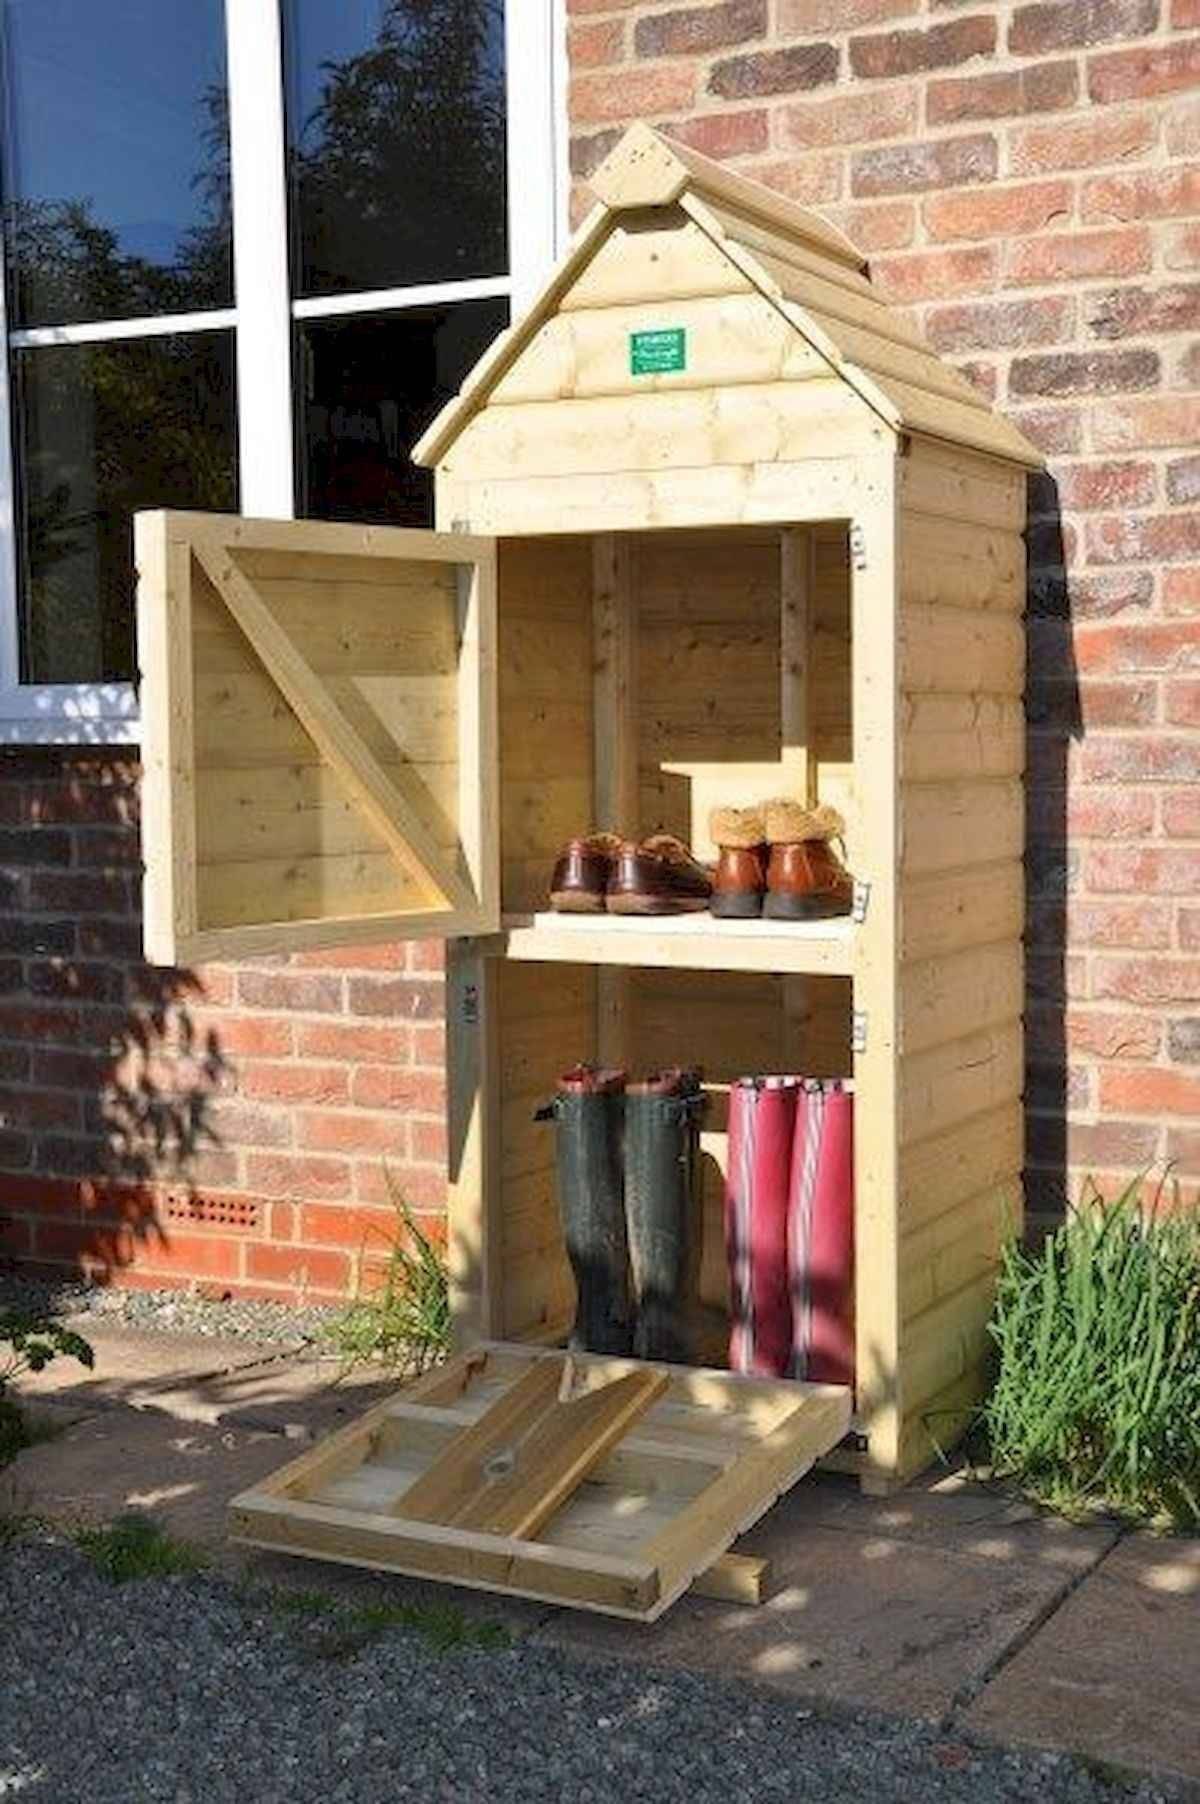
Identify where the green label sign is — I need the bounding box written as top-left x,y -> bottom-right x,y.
630,327 -> 686,376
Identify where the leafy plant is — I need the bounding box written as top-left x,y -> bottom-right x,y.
74,1512 -> 207,1583
984,1180 -> 1200,1528
324,1179 -> 450,1376
0,1307 -> 94,1467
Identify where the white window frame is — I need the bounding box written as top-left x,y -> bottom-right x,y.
0,0 -> 565,744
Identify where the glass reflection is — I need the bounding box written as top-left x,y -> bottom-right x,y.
0,0 -> 232,326
285,0 -> 507,296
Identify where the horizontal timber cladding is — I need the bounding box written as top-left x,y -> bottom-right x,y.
893,442 -> 1027,1479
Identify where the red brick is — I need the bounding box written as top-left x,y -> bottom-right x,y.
570,127 -> 622,183
1050,1117 -> 1162,1169
346,976 -> 443,1022
1010,0 -> 1159,54
1007,227 -> 1152,285
1174,0 -> 1200,20
244,1242 -> 350,1295
1062,789 -> 1157,838
293,943 -> 408,971
1093,395 -> 1200,450
1162,788 -> 1200,834
828,200 -> 916,252
778,86 -> 916,149
1013,348 -> 1160,400
235,969 -> 343,1014
296,1203 -> 395,1249
1164,97 -> 1200,155
1009,406 -> 1084,455
735,152 -> 844,204
871,244 -> 996,303
567,0 -> 637,12
0,1001 -> 81,1043
953,360 -> 997,400
295,1019 -> 411,1063
140,1232 -> 243,1282
298,1110 -> 408,1156
1056,460 -> 1157,510
1087,283 -> 1200,342
1086,514 -> 1200,565
1087,847 -> 1200,893
410,1119 -> 449,1164
1067,1010 -> 1163,1059
1166,1125 -> 1200,1175
1088,37 -> 1200,103
850,16 -> 996,80
350,1066 -> 446,1112
1101,1067 -> 1200,1115
1164,569 -> 1200,614
571,62 -> 696,125
1083,168 -> 1200,227
267,1201 -> 296,1241
923,179 -> 1072,243
661,109 -> 768,160
191,1013 -> 293,1058
208,1099 -> 292,1149
1076,619 -> 1200,672
1167,456 -> 1200,507
851,133 -> 996,198
1083,735 -> 1200,782
569,16 -> 625,67
1166,678 -> 1200,723
1067,898 -> 1174,948
1094,957 -> 1200,1002
635,0 -> 765,58
1182,908 -> 1200,949
354,1161 -> 447,1210
0,1085 -> 81,1130
410,1023 -> 445,1067
708,42 -> 837,99
1079,679 -> 1159,725
926,60 -> 1078,124
240,1061 -> 349,1105
779,0 -> 911,24
244,1151 -> 352,1201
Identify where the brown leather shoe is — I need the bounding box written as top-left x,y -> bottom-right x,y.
709,805 -> 767,918
763,801 -> 853,921
549,833 -> 621,912
607,835 -> 712,915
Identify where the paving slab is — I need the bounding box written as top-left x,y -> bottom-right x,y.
533,1473 -> 1119,1720
12,1317 -> 280,1406
965,1532 -> 1200,1786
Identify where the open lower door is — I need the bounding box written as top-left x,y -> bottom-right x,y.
135,511 -> 497,965
229,1343 -> 851,1621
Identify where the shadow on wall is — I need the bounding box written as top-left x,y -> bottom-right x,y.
1023,472 -> 1080,1237
0,749 -> 229,1282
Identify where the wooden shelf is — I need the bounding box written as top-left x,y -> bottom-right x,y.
495,910 -> 855,976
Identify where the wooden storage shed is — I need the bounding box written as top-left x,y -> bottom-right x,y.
137,123 -> 1041,1564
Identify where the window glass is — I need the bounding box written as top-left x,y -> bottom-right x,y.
13,334 -> 236,682
284,0 -> 507,297
296,300 -> 505,524
0,0 -> 231,327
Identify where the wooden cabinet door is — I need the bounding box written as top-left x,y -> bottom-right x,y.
136,511 -> 497,965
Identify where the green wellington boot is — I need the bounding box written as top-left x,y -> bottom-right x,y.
624,1068 -> 705,1363
537,1064 -> 632,1356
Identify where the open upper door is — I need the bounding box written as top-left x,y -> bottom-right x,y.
136,511 -> 497,965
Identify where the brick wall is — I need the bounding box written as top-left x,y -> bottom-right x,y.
0,751 -> 447,1299
568,0 -> 1200,1223
2,2 -> 1198,1299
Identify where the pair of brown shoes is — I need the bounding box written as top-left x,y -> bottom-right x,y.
710,801 -> 854,921
550,833 -> 712,916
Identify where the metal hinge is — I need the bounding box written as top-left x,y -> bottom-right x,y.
851,1009 -> 868,1054
850,523 -> 868,571
851,879 -> 871,924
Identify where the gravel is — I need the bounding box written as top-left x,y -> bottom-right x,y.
0,1271 -> 339,1349
0,1537 -> 1192,1804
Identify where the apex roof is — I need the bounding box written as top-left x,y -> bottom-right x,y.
414,123 -> 1042,472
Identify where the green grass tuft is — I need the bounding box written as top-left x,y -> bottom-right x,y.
323,1177 -> 450,1377
985,1180 -> 1200,1529
74,1512 -> 208,1583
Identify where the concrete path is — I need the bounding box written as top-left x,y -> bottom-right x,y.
7,1323 -> 1199,1792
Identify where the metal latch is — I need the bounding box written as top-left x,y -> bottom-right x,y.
850,523 -> 868,571
851,879 -> 871,924
851,1010 -> 868,1054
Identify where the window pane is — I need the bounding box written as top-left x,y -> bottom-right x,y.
13,333 -> 237,683
296,300 -> 505,525
285,0 -> 507,298
1,0 -> 231,327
